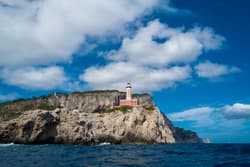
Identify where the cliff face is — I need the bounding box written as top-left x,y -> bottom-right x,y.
0,91 -> 202,145
0,91 -> 154,121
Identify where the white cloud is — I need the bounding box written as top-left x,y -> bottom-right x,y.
80,62 -> 191,92
195,60 -> 240,78
0,66 -> 67,90
106,20 -> 224,67
80,20 -> 225,92
0,93 -> 18,102
189,27 -> 224,50
168,103 -> 250,142
168,107 -> 218,127
0,0 -> 159,67
169,103 -> 250,122
221,103 -> 250,119
168,107 -> 214,121
0,1 -> 237,92
63,81 -> 87,92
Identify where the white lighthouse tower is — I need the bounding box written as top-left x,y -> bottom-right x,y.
120,83 -> 138,106
126,83 -> 132,100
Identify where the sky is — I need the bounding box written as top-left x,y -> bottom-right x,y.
0,0 -> 250,143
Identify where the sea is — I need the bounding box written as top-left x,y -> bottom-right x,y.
0,143 -> 250,167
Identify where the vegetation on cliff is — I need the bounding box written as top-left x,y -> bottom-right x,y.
0,90 -> 153,121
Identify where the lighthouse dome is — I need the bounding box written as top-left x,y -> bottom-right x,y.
126,82 -> 132,88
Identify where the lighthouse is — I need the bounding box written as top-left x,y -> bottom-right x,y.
120,83 -> 138,106
126,83 -> 132,100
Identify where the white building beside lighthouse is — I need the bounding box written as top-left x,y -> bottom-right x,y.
120,83 -> 138,106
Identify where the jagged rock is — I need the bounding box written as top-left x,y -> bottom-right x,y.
0,110 -> 59,144
0,107 -> 175,144
0,91 -> 202,145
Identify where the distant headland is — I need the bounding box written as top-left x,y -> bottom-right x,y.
0,84 -> 202,145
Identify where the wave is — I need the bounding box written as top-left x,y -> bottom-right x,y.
97,142 -> 111,146
0,143 -> 15,147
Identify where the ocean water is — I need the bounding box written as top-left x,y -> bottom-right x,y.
0,144 -> 250,167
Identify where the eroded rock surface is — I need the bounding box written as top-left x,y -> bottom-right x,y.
0,107 -> 176,144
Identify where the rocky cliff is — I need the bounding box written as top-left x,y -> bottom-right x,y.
0,90 -> 202,145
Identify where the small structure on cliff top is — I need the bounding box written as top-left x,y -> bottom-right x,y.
120,83 -> 138,106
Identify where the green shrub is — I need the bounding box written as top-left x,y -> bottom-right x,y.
144,105 -> 155,110
38,102 -> 56,111
72,90 -> 119,96
102,108 -> 116,113
119,106 -> 133,113
101,106 -> 133,114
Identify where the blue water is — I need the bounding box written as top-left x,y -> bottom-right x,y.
0,144 -> 250,167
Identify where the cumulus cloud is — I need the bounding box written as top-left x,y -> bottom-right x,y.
189,27 -> 225,50
0,66 -> 67,90
169,103 -> 250,122
168,107 -> 214,121
0,1 -> 237,92
106,20 -> 224,67
0,93 -> 18,102
80,62 -> 191,92
80,20 -> 225,92
221,103 -> 250,119
168,103 -> 250,142
0,0 -> 159,67
195,60 -> 240,78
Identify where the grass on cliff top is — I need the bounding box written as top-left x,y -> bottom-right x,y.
102,106 -> 133,114
0,101 -> 59,121
0,90 -> 147,107
37,102 -> 58,111
0,92 -> 68,106
133,93 -> 150,97
72,90 -> 119,96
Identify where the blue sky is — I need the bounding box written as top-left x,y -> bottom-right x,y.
0,0 -> 250,143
